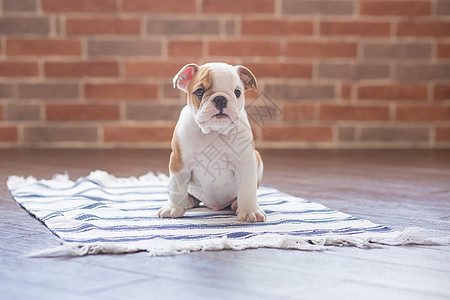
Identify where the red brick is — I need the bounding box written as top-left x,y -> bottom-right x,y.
0,105 -> 2,120
242,19 -> 313,36
66,18 -> 140,35
0,62 -> 38,77
209,40 -> 281,56
45,61 -> 119,77
3,0 -> 37,12
42,0 -> 116,12
46,104 -> 120,121
282,0 -> 354,15
341,83 -> 352,100
338,127 -> 355,141
7,39 -> 82,56
265,84 -> 335,100
282,103 -> 314,121
396,64 -> 450,81
124,61 -> 181,78
0,84 -> 14,98
286,41 -> 357,58
396,106 -> 450,121
88,40 -> 161,56
202,0 -> 274,13
436,127 -> 450,141
321,21 -> 390,37
320,105 -> 389,121
0,17 -> 49,35
163,82 -> 184,98
24,126 -> 98,142
363,42 -> 431,59
357,84 -> 428,101
262,125 -> 332,142
319,63 -> 389,80
438,0 -> 450,15
361,127 -> 429,142
104,125 -> 174,142
0,126 -> 18,142
434,84 -> 450,101
123,0 -> 195,13
397,21 -> 450,37
19,83 -> 79,99
168,41 -> 203,57
225,20 -> 236,35
5,104 -> 40,121
85,83 -> 158,100
360,1 -> 431,16
437,43 -> 450,58
126,104 -> 184,121
243,62 -> 312,79
147,18 -> 219,35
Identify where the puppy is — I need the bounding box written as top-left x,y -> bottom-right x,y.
157,62 -> 266,222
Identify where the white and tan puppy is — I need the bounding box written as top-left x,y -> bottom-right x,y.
157,62 -> 266,222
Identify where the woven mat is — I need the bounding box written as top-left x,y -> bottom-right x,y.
6,170 -> 435,257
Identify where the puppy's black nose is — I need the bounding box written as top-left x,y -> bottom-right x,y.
213,96 -> 227,113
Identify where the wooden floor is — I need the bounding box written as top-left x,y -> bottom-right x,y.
0,149 -> 449,300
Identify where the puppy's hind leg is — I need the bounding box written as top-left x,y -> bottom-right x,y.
158,139 -> 193,218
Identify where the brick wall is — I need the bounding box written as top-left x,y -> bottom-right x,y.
0,0 -> 449,148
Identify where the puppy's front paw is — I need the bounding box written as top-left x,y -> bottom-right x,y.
237,207 -> 267,222
157,203 -> 186,219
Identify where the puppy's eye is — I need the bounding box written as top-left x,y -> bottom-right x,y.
234,89 -> 241,98
193,88 -> 204,99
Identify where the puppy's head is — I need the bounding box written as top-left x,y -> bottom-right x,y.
173,62 -> 257,134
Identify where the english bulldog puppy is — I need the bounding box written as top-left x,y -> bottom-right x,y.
157,62 -> 266,222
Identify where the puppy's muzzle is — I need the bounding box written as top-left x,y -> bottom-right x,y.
213,96 -> 227,113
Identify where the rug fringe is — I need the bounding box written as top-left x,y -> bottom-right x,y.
26,227 -> 444,258
7,174 -> 38,190
7,170 -> 168,192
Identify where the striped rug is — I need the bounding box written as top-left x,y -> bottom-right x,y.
7,170 -> 434,256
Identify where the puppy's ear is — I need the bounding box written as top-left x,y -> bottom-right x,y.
173,63 -> 199,93
235,65 -> 258,92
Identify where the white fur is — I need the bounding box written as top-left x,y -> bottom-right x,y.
158,63 -> 266,222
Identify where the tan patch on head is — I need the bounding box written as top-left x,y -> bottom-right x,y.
169,130 -> 183,173
187,66 -> 213,109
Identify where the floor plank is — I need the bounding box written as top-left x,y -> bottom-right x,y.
0,252 -> 148,294
284,281 -> 449,300
196,248 -> 450,296
0,276 -> 92,300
